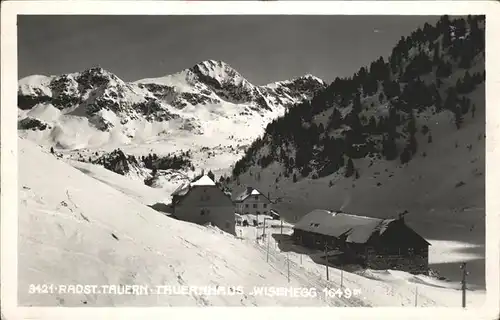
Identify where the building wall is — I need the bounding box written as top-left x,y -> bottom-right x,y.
364,248 -> 429,274
292,229 -> 339,250
174,186 -> 235,235
236,194 -> 272,215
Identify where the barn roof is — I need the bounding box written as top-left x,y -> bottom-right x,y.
294,210 -> 401,244
234,187 -> 271,203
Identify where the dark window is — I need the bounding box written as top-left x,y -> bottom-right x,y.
263,211 -> 267,214
245,204 -> 249,208
253,204 -> 257,208
200,209 -> 205,216
263,204 -> 268,208
256,211 -> 260,215
254,195 -> 258,200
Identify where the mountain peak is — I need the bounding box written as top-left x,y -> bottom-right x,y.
193,59 -> 232,70
190,59 -> 240,78
189,59 -> 248,88
295,74 -> 325,84
79,66 -> 116,78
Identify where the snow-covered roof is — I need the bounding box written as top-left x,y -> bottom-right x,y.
294,210 -> 399,244
191,175 -> 216,186
234,187 -> 270,203
171,174 -> 216,197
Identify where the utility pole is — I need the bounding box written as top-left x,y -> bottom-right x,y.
324,243 -> 329,281
415,286 -> 418,307
287,252 -> 290,283
340,267 -> 344,288
280,219 -> 283,235
460,262 -> 469,308
262,218 -> 268,239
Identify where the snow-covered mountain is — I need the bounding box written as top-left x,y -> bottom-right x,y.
18,60 -> 325,150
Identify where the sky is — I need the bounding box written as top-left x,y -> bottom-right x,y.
18,15 -> 440,85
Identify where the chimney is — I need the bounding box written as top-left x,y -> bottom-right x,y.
398,210 -> 409,221
247,186 -> 253,193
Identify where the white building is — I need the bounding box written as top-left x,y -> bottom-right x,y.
234,187 -> 272,216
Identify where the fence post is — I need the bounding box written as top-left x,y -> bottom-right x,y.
324,243 -> 329,281
340,268 -> 343,288
460,262 -> 468,308
287,252 -> 290,283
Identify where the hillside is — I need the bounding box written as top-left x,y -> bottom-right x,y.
227,15 -> 485,287
17,137 -> 485,308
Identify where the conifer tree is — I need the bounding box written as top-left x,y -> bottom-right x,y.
207,170 -> 215,181
455,105 -> 464,129
400,148 -> 411,164
409,135 -> 418,155
352,93 -> 362,114
345,158 -> 355,178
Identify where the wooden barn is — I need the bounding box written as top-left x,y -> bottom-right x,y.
292,210 -> 431,274
171,174 -> 235,235
234,187 -> 272,216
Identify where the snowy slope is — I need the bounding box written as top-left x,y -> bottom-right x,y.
227,16 -> 486,289
18,138 -> 358,307
18,137 -> 486,308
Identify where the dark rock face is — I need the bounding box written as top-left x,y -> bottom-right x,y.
92,149 -> 138,176
18,94 -> 52,110
18,117 -> 50,131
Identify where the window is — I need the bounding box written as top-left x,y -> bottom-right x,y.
253,204 -> 257,208
254,195 -> 258,200
263,204 -> 268,208
200,209 -> 205,216
245,204 -> 249,208
263,211 -> 267,214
